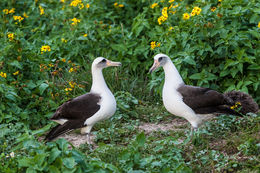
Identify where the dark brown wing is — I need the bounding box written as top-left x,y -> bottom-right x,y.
45,93 -> 101,141
51,93 -> 101,121
177,85 -> 235,114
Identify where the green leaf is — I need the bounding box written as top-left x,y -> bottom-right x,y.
189,73 -> 201,80
136,132 -> 145,147
32,124 -> 52,135
9,60 -> 22,69
39,83 -> 49,95
111,44 -> 127,52
49,165 -> 60,173
62,157 -> 77,169
183,56 -> 196,65
49,147 -> 62,164
18,157 -> 33,167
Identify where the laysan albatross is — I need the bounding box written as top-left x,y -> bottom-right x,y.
149,53 -> 259,136
45,57 -> 121,143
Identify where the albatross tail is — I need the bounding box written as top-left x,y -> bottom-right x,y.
224,91 -> 259,115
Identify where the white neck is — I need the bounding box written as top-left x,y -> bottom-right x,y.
163,59 -> 184,89
90,67 -> 109,93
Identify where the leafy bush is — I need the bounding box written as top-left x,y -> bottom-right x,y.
1,0 -> 259,172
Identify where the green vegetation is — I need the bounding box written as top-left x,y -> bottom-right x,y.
1,0 -> 259,172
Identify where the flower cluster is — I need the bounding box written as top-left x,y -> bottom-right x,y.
0,72 -> 7,78
70,0 -> 85,9
69,81 -> 77,88
2,8 -> 15,14
61,38 -> 67,43
71,18 -> 80,25
39,5 -> 44,15
230,102 -> 241,110
41,45 -> 51,54
258,22 -> 260,28
169,0 -> 175,3
13,16 -> 24,22
7,33 -> 14,41
114,3 -> 124,8
158,7 -> 168,25
150,3 -> 158,9
191,6 -> 202,16
150,41 -> 160,50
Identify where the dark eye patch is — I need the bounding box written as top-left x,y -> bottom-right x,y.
158,57 -> 163,61
101,59 -> 106,63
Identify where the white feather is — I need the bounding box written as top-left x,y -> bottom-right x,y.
155,54 -> 203,128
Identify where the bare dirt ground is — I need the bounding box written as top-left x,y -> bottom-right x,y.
138,118 -> 188,133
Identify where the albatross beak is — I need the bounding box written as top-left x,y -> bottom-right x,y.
149,60 -> 160,73
106,60 -> 122,67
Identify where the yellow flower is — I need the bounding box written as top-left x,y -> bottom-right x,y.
150,3 -> 158,9
39,6 -> 44,15
23,12 -> 29,18
41,45 -> 51,53
69,68 -> 74,73
83,33 -> 88,37
114,2 -> 118,7
86,3 -> 90,8
13,16 -> 24,22
71,18 -> 80,25
183,13 -> 190,20
218,0 -> 222,2
0,72 -> 7,78
49,64 -> 54,67
9,8 -> 15,14
8,33 -> 14,41
61,58 -> 66,62
3,9 -> 9,14
69,81 -> 76,88
169,0 -> 175,3
13,71 -> 19,75
79,3 -> 84,9
191,11 -> 196,16
150,41 -> 156,50
211,7 -> 216,12
118,4 -> 124,8
162,7 -> 168,17
258,22 -> 260,28
60,0 -> 65,3
156,43 -> 161,47
193,6 -> 202,15
61,38 -> 67,43
64,88 -> 72,91
169,26 -> 173,31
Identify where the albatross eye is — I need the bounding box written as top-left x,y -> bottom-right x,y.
101,59 -> 106,63
158,57 -> 163,62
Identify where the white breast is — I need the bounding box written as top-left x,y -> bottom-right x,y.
162,85 -> 202,128
84,91 -> 116,126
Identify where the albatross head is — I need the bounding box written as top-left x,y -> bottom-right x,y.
92,57 -> 122,69
149,53 -> 170,73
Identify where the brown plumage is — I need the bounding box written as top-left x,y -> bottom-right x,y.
45,93 -> 101,141
177,85 -> 259,116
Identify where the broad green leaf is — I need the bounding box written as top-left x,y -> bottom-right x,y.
39,83 -> 49,95
189,73 -> 201,80
9,60 -> 22,69
49,165 -> 60,173
49,147 -> 62,164
136,132 -> 145,147
63,157 -> 77,169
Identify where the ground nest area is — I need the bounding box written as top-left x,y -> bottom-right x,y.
42,118 -> 192,148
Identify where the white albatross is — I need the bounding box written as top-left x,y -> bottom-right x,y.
149,53 -> 259,138
45,57 -> 121,144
